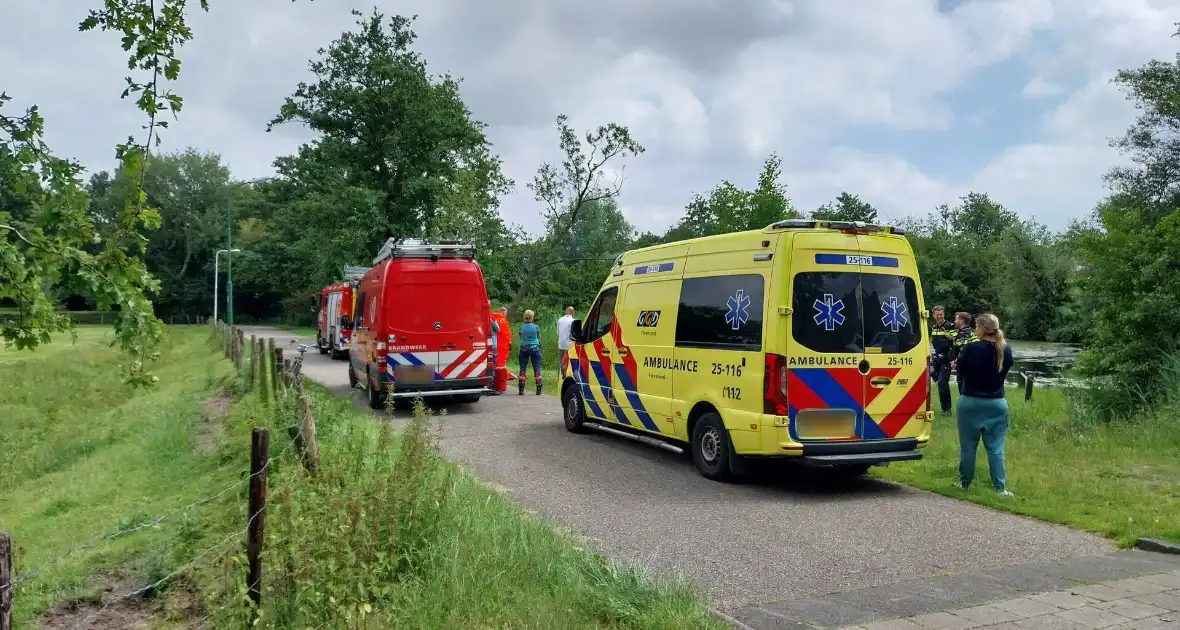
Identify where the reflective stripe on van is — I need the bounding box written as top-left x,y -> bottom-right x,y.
385,349 -> 489,381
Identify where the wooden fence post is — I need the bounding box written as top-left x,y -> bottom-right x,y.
248,335 -> 257,391
246,428 -> 269,609
1,532 -> 13,630
283,359 -> 293,388
1024,373 -> 1034,402
236,330 -> 245,371
266,339 -> 276,404
257,339 -> 268,405
273,349 -> 284,396
297,395 -> 320,475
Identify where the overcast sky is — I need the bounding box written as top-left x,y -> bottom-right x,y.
3,0 -> 1178,235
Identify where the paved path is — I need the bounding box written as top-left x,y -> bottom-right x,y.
728,550 -> 1180,629
245,327 -> 1151,624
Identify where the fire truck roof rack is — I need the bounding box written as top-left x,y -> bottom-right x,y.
373,237 -> 476,265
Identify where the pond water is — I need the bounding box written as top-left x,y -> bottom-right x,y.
1008,341 -> 1082,387
935,340 -> 1082,388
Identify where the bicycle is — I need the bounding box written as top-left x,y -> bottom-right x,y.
284,338 -> 314,395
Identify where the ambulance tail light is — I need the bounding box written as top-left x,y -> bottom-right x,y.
763,353 -> 788,416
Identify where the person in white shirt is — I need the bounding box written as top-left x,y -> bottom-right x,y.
556,306 -> 575,374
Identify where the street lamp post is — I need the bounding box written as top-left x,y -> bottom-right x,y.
213,248 -> 241,323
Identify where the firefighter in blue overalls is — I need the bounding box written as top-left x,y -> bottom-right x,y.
929,305 -> 956,415
949,311 -> 979,394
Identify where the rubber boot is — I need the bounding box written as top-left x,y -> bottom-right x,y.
518,373 -> 525,396
536,377 -> 542,396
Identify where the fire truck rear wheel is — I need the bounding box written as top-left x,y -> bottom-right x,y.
366,367 -> 385,410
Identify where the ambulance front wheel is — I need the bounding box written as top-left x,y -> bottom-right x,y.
562,385 -> 587,433
691,413 -> 732,481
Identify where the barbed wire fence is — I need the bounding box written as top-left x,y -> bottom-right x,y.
0,323 -> 323,630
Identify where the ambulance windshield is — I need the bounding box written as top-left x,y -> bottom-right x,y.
791,272 -> 921,355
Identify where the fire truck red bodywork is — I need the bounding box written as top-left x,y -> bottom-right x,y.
348,240 -> 493,408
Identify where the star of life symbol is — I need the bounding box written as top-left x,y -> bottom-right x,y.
813,294 -> 845,331
725,289 -> 751,330
881,296 -> 909,332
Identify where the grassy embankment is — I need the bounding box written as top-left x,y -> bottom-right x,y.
0,325 -> 722,629
875,383 -> 1180,546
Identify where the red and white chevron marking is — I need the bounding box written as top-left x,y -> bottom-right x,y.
438,349 -> 489,379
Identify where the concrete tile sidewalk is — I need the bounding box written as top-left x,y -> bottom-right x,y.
720,550 -> 1180,629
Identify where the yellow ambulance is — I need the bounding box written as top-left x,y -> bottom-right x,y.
559,219 -> 933,481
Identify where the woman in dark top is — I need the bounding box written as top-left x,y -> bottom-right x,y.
955,312 -> 1015,496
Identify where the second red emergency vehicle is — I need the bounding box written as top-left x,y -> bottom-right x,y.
316,268 -> 364,360
348,238 -> 494,408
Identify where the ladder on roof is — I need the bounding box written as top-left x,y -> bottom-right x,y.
372,237 -> 476,265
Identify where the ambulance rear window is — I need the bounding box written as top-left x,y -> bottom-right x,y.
792,272 -> 863,354
862,274 -> 921,354
790,272 -> 921,354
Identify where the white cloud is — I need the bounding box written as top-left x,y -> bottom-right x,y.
1021,77 -> 1065,98
1,0 -> 1178,237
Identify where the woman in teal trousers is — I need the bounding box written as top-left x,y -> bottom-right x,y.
954,312 -> 1015,496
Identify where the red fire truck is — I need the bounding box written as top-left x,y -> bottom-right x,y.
316,267 -> 365,360
348,238 -> 494,408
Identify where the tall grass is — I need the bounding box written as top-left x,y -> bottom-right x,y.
876,383 -> 1180,545
203,372 -> 721,628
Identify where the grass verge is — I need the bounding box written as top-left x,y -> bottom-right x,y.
0,325 -> 241,628
874,385 -> 1180,546
204,380 -> 722,629
2,325 -> 720,628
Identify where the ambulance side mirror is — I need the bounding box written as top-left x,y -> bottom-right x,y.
570,319 -> 583,343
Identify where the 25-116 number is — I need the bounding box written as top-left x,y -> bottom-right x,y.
711,362 -> 743,377
887,356 -> 914,366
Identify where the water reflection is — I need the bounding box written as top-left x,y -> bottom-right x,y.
935,341 -> 1082,388
1008,341 -> 1081,386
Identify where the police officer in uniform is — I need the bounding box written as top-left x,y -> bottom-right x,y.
949,311 -> 978,394
929,305 -> 955,414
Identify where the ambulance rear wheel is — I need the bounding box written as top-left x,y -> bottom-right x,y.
562,386 -> 587,433
348,363 -> 358,389
691,413 -> 731,481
